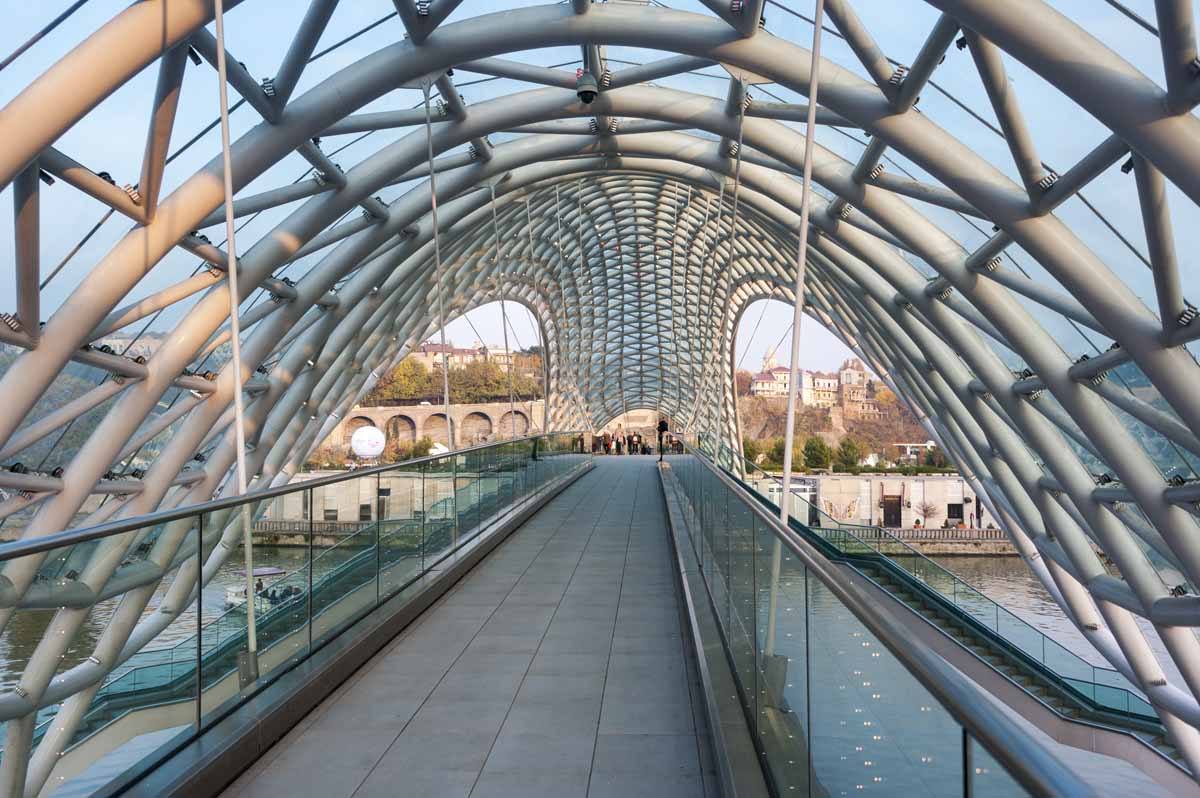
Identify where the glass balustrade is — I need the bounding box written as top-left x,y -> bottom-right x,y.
0,433 -> 589,786
689,436 -> 1154,722
669,447 -> 1049,796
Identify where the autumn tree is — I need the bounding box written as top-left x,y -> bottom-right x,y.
735,369 -> 755,396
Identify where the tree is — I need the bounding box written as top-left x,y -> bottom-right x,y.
743,437 -> 760,463
914,500 -> 941,527
803,436 -> 831,470
735,369 -> 754,396
368,357 -> 434,403
835,438 -> 861,471
923,446 -> 948,468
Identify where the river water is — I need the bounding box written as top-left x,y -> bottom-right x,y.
931,555 -> 1183,686
0,546 -> 348,692
0,552 -> 1181,694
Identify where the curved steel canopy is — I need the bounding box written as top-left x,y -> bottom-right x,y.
3,0 -> 1200,788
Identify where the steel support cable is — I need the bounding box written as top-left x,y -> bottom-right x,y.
683,186 -> 724,431
552,182 -> 590,430
779,0 -> 825,532
524,198 -> 552,432
699,80 -> 748,458
422,83 -> 454,450
489,185 -> 519,441
691,186 -> 727,435
213,0 -> 259,662
0,0 -> 91,73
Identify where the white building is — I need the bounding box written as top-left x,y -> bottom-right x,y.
895,441 -> 937,462
748,472 -> 984,529
750,365 -> 791,397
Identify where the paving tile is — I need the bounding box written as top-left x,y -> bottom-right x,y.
588,733 -> 703,798
223,461 -> 709,798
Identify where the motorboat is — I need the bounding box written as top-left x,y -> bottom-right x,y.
224,566 -> 288,608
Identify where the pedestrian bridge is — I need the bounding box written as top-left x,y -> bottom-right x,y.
6,0 -> 1200,794
0,442 -> 1189,798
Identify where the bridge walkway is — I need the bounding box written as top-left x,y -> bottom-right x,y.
221,457 -> 716,798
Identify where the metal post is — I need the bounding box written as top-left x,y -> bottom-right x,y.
214,0 -> 258,680
422,82 -> 454,452
716,79 -> 747,465
491,185 -> 519,442
770,0 -> 825,657
780,0 -> 826,528
963,727 -> 974,797
195,515 -> 203,730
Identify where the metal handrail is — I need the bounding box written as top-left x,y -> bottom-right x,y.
679,443 -> 1094,797
0,433 -> 584,561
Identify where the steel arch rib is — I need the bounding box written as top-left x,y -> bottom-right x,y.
4,0 -> 1200,788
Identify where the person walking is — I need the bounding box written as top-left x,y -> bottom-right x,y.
657,417 -> 669,462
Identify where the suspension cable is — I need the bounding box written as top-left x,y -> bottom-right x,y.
524,197 -> 551,433
213,0 -> 258,662
712,79 -> 748,460
422,83 -> 454,450
490,185 -> 519,441
553,182 -> 590,430
780,0 -> 826,529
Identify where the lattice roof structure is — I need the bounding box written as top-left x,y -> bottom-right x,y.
4,0 -> 1200,788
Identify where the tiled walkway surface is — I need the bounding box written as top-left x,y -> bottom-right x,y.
222,457 -> 716,798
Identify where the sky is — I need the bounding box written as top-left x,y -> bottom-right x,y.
2,0 -> 1196,375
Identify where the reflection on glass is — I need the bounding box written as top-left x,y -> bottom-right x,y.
0,435 -> 589,784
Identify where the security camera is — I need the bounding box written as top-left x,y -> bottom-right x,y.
576,72 -> 599,105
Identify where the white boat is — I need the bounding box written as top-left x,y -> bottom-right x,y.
224,566 -> 289,608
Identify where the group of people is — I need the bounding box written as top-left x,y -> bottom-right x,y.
592,417 -> 679,461
594,431 -> 653,456
254,579 -> 302,606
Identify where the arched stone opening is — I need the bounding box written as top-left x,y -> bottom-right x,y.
461,411 -> 493,443
498,410 -> 530,437
386,414 -> 417,444
423,413 -> 453,445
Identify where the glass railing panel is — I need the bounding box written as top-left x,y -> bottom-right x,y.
422,455 -> 457,566
969,735 -> 1031,797
199,498 -> 311,720
725,453 -> 1156,716
312,472 -> 380,642
807,575 -> 965,796
514,438 -> 532,503
0,434 -> 586,786
456,448 -> 480,542
0,518 -> 205,769
996,606 -> 1047,666
677,448 -> 1079,794
953,582 -> 1000,633
479,442 -> 501,522
379,463 -> 424,595
755,525 -> 810,795
728,489 -> 758,726
1043,638 -> 1099,699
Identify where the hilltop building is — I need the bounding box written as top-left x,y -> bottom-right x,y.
750,354 -> 884,420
